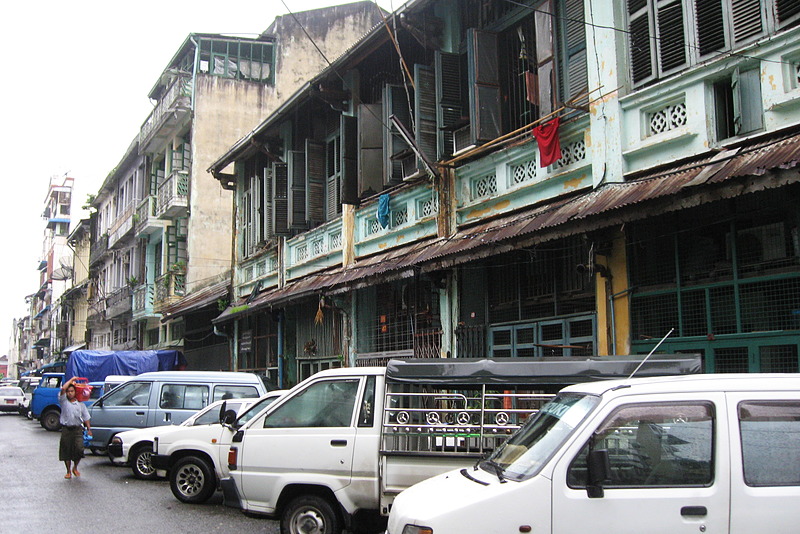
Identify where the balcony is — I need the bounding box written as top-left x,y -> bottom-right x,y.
89,233 -> 109,267
139,74 -> 192,153
135,196 -> 167,237
132,283 -> 157,320
108,199 -> 139,248
154,271 -> 186,311
105,286 -> 132,319
285,218 -> 343,281
157,170 -> 189,218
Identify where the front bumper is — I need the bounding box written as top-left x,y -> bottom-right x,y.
108,442 -> 123,459
220,477 -> 242,509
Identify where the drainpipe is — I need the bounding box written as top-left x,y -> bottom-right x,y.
189,35 -> 199,110
232,320 -> 239,372
608,287 -> 633,355
277,310 -> 284,388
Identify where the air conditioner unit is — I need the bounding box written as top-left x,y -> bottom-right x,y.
452,124 -> 475,155
399,151 -> 424,182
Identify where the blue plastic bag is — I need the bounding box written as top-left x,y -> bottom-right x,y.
83,429 -> 91,448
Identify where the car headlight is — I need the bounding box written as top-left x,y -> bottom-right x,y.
111,436 -> 122,446
402,526 -> 433,534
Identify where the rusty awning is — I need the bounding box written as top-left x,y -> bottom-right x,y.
161,280 -> 230,321
215,128 -> 800,322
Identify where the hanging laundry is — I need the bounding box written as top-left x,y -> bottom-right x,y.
525,71 -> 538,105
532,116 -> 562,167
377,193 -> 391,229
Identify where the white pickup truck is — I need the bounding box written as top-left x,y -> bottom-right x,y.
221,355 -> 700,534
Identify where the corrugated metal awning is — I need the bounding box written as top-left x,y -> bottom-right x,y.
215,129 -> 800,322
161,280 -> 230,321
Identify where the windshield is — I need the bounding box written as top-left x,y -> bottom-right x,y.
485,393 -> 599,482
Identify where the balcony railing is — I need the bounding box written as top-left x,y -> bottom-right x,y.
139,74 -> 192,150
154,272 -> 186,310
157,170 -> 189,218
135,196 -> 167,237
89,234 -> 109,266
108,199 -> 139,248
132,283 -> 156,319
105,286 -> 132,318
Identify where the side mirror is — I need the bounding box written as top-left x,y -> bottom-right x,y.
221,409 -> 237,426
586,448 -> 610,499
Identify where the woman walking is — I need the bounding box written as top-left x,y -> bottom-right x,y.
58,377 -> 92,479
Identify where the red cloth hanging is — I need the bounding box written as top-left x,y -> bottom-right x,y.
532,116 -> 562,167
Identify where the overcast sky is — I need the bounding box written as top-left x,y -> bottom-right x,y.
0,0 -> 399,361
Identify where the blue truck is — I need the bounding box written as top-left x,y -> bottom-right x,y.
31,350 -> 186,433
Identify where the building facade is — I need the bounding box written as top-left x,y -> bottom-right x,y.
208,0 -> 800,388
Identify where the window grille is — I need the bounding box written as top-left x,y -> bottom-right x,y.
759,345 -> 798,372
511,158 -> 537,184
256,261 -> 266,278
394,207 -> 408,227
419,195 -> 439,218
553,138 -> 587,169
269,256 -> 279,273
648,102 -> 687,136
296,244 -> 308,263
715,346 -> 749,373
329,232 -> 342,250
311,238 -> 325,257
471,173 -> 498,200
243,265 -> 254,282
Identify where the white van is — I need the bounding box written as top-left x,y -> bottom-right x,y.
387,374 -> 800,534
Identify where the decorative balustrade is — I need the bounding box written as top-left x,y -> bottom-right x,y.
285,218 -> 343,279
89,234 -> 109,266
108,199 -> 139,248
157,170 -> 189,218
105,286 -> 132,318
139,74 -> 192,147
132,283 -> 155,318
154,272 -> 186,309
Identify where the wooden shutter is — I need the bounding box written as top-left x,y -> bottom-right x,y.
655,0 -> 687,75
358,103 -> 383,197
535,3 -> 555,117
731,0 -> 764,43
341,114 -> 358,206
305,140 -> 325,225
435,51 -> 462,159
383,84 -> 412,185
288,150 -> 306,230
733,67 -> 763,135
559,0 -> 588,104
775,0 -> 800,28
468,28 -> 501,142
628,0 -> 656,85
272,162 -> 289,236
263,165 -> 274,239
694,0 -> 726,55
414,64 -> 437,173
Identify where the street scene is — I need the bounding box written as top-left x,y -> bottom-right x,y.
3,0 -> 800,532
0,412 -> 279,533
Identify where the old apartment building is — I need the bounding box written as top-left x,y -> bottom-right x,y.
83,2 -> 384,369
208,0 -> 800,387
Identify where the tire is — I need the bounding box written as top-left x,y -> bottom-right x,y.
131,444 -> 158,480
281,495 -> 342,534
41,410 -> 61,432
170,456 -> 216,504
90,446 -> 106,456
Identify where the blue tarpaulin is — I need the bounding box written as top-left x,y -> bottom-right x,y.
377,193 -> 390,229
65,350 -> 187,383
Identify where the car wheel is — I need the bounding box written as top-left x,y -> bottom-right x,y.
131,444 -> 157,480
170,456 -> 216,504
41,410 -> 61,432
281,495 -> 342,534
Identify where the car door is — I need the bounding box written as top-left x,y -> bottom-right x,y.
728,392 -> 800,534
552,394 -> 730,534
235,376 -> 363,512
150,382 -> 209,426
90,381 -> 153,445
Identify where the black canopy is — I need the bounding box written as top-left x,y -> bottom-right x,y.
385,355 -> 702,386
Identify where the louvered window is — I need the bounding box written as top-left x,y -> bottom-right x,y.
240,157 -> 266,258
558,0 -> 589,106
713,66 -> 764,140
288,150 -> 307,231
272,162 -> 289,236
628,1 -> 799,86
326,134 -> 342,221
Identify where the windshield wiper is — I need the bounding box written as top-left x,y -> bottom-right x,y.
479,459 -> 506,484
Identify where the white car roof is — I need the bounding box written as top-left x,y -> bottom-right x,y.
561,373 -> 800,397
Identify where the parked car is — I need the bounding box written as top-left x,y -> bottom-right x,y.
17,376 -> 41,417
0,386 -> 25,413
150,390 -> 286,503
88,371 -> 268,454
110,396 -> 260,479
387,373 -> 800,534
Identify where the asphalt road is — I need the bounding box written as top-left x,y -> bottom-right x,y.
0,412 -> 280,533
